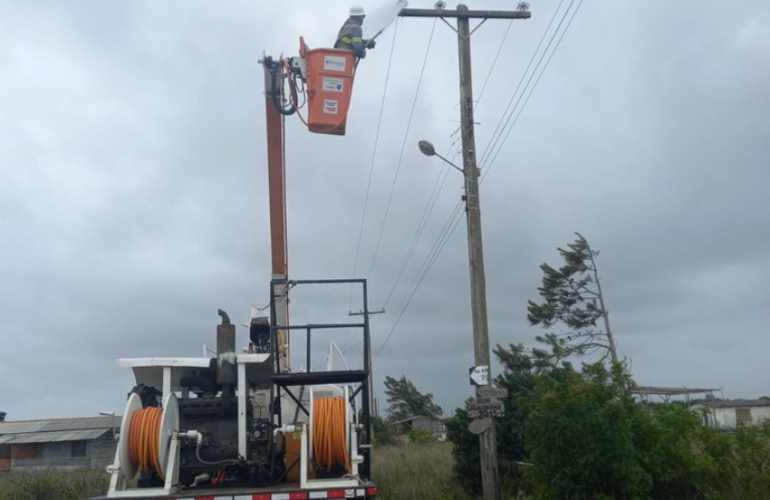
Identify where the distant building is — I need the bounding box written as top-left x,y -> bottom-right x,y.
691,399 -> 770,430
389,415 -> 446,441
0,416 -> 119,471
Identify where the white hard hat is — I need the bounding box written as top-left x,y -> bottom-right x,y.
349,5 -> 366,16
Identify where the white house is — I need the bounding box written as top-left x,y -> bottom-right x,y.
691,399 -> 770,430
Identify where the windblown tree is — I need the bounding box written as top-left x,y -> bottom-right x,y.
383,375 -> 443,422
527,232 -> 619,363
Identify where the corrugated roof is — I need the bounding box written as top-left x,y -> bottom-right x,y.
389,415 -> 442,425
700,399 -> 770,409
0,416 -> 119,435
0,421 -> 46,434
633,386 -> 719,396
0,428 -> 109,444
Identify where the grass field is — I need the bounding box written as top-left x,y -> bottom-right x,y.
0,442 -> 469,500
373,442 -> 475,500
0,468 -> 108,500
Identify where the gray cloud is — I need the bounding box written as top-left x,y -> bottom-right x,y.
1,0 -> 769,421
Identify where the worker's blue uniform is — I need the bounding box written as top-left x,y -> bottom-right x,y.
334,18 -> 366,57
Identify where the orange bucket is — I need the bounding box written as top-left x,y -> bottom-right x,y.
301,39 -> 356,136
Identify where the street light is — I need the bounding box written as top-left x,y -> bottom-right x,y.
100,411 -> 118,440
418,140 -> 463,173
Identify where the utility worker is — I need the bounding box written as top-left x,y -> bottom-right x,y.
334,5 -> 376,58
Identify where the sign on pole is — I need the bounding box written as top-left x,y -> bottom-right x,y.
468,417 -> 493,435
477,386 -> 508,399
469,365 -> 489,386
467,396 -> 505,418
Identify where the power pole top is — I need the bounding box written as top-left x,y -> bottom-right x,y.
399,6 -> 531,20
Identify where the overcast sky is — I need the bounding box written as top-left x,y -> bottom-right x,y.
1,0 -> 769,420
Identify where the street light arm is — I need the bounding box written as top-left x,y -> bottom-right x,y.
433,152 -> 464,173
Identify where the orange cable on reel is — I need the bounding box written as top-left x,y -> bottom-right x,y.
313,396 -> 351,474
128,407 -> 165,480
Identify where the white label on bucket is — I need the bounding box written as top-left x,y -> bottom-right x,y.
322,76 -> 345,93
323,99 -> 339,115
324,55 -> 347,72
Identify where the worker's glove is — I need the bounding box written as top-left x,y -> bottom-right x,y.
366,39 -> 377,49
359,51 -> 366,59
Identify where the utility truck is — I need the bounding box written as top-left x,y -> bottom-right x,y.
91,35 -> 377,500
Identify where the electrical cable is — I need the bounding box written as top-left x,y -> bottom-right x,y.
367,15 -> 523,356
372,0 -> 586,359
312,397 -> 351,473
128,407 -> 164,480
374,199 -> 464,360
475,19 -> 514,111
348,20 -> 401,312
482,0 -> 586,178
268,59 -> 296,116
365,18 -> 439,281
378,141 -> 457,313
195,439 -> 240,466
477,0 -> 569,169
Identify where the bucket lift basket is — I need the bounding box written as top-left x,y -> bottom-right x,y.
300,39 -> 357,136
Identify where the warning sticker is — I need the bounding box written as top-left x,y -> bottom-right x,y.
323,99 -> 339,115
322,76 -> 345,93
324,55 -> 347,72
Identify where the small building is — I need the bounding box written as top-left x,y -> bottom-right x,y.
389,415 -> 446,441
0,415 -> 119,471
691,399 -> 770,430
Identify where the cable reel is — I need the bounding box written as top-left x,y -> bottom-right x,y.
308,387 -> 352,475
117,393 -> 180,482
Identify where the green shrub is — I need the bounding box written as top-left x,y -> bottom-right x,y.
448,350 -> 770,500
727,420 -> 770,499
444,409 -> 481,496
371,415 -> 396,445
523,363 -> 651,500
409,428 -> 437,444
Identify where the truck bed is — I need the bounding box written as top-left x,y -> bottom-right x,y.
90,482 -> 378,500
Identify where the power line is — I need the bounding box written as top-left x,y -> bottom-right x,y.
483,0 -> 586,178
372,16 -> 519,315
478,0 -> 569,169
378,140 -> 457,313
365,13 -> 515,333
371,0 -> 586,359
475,19 -> 514,111
365,18 -> 439,280
337,197 -> 466,362
375,200 -> 465,360
348,21 -> 401,310
375,196 -> 464,353
336,2 -> 587,363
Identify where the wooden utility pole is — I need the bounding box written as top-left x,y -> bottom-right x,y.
399,5 -> 530,500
